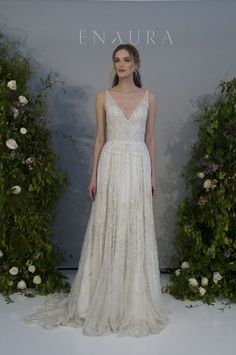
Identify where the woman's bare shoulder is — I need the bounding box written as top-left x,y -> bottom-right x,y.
95,90 -> 107,106
147,89 -> 156,97
147,89 -> 157,103
96,89 -> 107,98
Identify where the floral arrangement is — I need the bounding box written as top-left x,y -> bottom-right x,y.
0,32 -> 70,303
168,78 -> 236,303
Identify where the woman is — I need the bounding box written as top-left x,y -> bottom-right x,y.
23,43 -> 172,337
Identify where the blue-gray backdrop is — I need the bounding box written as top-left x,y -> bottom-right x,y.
1,0 -> 235,268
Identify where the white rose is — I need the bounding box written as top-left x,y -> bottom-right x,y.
213,271 -> 222,284
181,261 -> 190,269
12,107 -> 19,118
33,275 -> 42,284
203,179 -> 212,190
199,287 -> 206,296
188,277 -> 198,287
198,196 -> 207,206
9,266 -> 19,275
175,269 -> 181,276
11,185 -> 21,194
26,260 -> 32,266
201,277 -> 209,286
25,156 -> 35,164
0,249 -> 3,257
7,80 -> 17,90
20,127 -> 27,134
205,154 -> 209,159
18,95 -> 28,105
28,265 -> 36,273
17,280 -> 27,290
197,172 -> 205,179
6,138 -> 18,150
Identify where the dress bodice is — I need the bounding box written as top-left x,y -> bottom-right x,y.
105,89 -> 149,142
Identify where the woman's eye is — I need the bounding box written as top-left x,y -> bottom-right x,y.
114,59 -> 130,63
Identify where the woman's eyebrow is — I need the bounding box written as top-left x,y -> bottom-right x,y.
114,56 -> 131,60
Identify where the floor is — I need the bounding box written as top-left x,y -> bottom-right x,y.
1,271 -> 235,355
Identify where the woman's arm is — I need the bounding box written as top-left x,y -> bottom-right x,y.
145,91 -> 157,195
90,90 -> 106,181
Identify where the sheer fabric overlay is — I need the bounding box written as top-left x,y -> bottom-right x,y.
23,89 -> 172,337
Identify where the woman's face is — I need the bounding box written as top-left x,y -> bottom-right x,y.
113,49 -> 137,78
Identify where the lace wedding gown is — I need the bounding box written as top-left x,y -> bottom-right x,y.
23,88 -> 172,337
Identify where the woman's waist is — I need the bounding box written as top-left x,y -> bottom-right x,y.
102,139 -> 149,154
106,138 -> 146,144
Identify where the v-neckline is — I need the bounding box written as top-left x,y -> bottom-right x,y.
106,89 -> 148,121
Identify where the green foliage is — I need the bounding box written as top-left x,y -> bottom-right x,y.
0,32 -> 71,303
167,77 -> 236,304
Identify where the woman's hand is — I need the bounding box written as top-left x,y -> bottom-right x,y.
88,176 -> 97,201
151,174 -> 157,196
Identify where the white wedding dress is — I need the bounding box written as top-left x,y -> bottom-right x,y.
23,88 -> 172,337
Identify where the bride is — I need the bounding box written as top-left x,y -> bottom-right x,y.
23,43 -> 172,337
